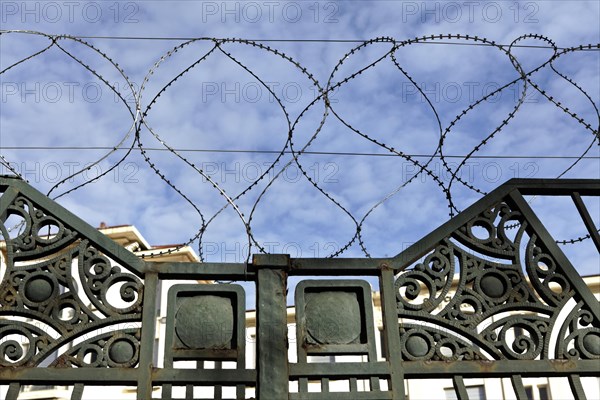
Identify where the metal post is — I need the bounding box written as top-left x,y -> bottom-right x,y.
380,268 -> 405,399
254,254 -> 290,400
137,272 -> 158,400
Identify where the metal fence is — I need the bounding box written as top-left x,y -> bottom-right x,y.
0,176 -> 598,399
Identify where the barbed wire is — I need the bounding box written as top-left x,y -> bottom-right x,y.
1,30 -> 598,260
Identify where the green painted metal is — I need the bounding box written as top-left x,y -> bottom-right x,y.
0,177 -> 598,399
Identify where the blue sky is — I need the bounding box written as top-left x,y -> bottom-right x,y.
0,1 -> 599,275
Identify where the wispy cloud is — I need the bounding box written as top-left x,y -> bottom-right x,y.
0,1 -> 598,274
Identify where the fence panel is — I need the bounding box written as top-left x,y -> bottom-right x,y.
1,177 -> 598,399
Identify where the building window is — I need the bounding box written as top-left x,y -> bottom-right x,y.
525,384 -> 551,400
539,385 -> 550,400
525,386 -> 534,399
445,385 -> 486,400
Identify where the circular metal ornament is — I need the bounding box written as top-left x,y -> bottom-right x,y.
21,272 -> 57,305
479,272 -> 508,299
175,295 -> 234,349
582,332 -> 600,356
401,330 -> 435,360
305,292 -> 361,345
109,339 -> 136,364
406,334 -> 429,357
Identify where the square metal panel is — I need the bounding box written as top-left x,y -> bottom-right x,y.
295,280 -> 376,358
165,284 -> 245,365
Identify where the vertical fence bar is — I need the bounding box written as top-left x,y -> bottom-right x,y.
71,384 -> 84,400
255,254 -> 290,400
321,377 -> 329,393
507,191 -> 600,320
349,377 -> 358,392
214,361 -> 223,399
571,192 -> 600,252
511,375 -> 527,400
568,374 -> 587,400
380,268 -> 405,399
5,383 -> 20,400
137,272 -> 158,400
452,376 -> 468,400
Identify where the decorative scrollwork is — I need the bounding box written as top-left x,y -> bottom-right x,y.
556,302 -> 600,360
3,196 -> 79,260
399,325 -> 487,361
481,316 -> 548,360
51,329 -> 141,368
0,190 -> 144,367
453,202 -> 525,259
47,292 -> 94,329
395,198 -> 598,363
525,236 -> 572,306
395,243 -> 453,312
436,252 -> 543,329
0,246 -> 97,333
568,328 -> 600,359
0,321 -> 52,367
80,246 -> 144,315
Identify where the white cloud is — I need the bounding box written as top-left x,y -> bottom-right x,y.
0,1 -> 598,276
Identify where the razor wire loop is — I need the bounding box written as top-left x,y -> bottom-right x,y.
442,34 -> 599,213
0,31 -> 140,200
136,37 -> 315,261
135,38 -> 221,261
441,34 -> 537,215
323,37 -> 446,257
46,34 -> 140,201
1,30 -> 599,255
0,31 -> 141,238
432,35 -> 599,241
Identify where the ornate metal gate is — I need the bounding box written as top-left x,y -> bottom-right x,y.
0,176 -> 598,399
